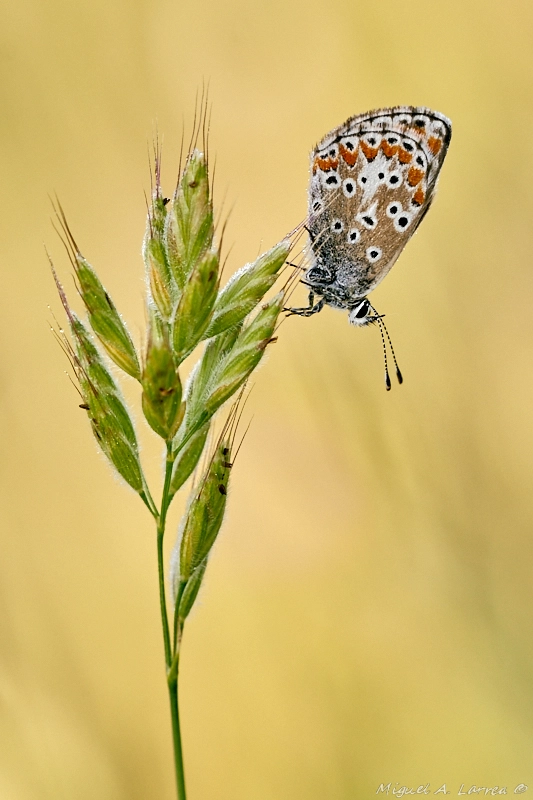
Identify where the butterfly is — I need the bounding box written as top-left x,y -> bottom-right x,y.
286,106 -> 452,387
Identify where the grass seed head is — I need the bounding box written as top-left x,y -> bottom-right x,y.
171,249 -> 219,364
70,315 -> 145,494
142,309 -> 184,441
178,437 -> 231,583
205,239 -> 291,338
164,150 -> 214,294
168,423 -> 210,501
143,193 -> 176,320
74,254 -> 141,381
204,292 -> 284,416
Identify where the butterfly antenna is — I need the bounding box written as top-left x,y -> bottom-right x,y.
380,315 -> 403,385
375,316 -> 392,391
369,303 -> 402,387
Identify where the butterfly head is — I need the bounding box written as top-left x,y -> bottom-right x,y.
347,298 -> 386,327
348,298 -> 373,326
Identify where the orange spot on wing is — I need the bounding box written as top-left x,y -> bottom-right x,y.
360,141 -> 379,161
381,140 -> 399,158
407,167 -> 424,187
427,136 -> 442,155
398,148 -> 413,164
339,143 -> 358,166
315,156 -> 339,171
412,186 -> 426,206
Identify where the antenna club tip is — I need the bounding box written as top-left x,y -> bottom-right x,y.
385,372 -> 392,391
396,369 -> 404,384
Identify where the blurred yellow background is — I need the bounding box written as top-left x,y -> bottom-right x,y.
2,0 -> 533,797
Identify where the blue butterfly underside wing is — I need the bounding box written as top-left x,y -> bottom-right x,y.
305,106 -> 452,309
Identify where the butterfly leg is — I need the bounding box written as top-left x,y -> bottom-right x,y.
284,292 -> 325,317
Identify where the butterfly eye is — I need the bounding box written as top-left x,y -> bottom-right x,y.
331,219 -> 344,233
386,202 -> 402,218
354,299 -> 370,318
394,213 -> 412,232
347,228 -> 361,244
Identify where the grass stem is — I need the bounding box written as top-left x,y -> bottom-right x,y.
156,442 -> 186,797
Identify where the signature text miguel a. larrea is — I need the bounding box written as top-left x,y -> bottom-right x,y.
376,783 -> 529,796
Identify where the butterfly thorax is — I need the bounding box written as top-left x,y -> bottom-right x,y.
304,255 -> 374,308
302,258 -> 375,326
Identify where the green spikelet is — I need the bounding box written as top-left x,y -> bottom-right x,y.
165,150 -> 213,293
176,437 -> 231,584
142,308 -> 184,440
205,240 -> 290,338
143,189 -> 176,320
172,249 -> 219,363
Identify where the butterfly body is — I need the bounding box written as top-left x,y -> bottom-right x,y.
289,106 -> 452,326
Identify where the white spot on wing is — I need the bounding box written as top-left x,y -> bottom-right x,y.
372,116 -> 393,129
361,132 -> 381,149
357,201 -> 378,230
386,170 -> 403,188
366,246 -> 382,263
386,201 -> 402,218
394,113 -> 412,126
412,114 -> 430,130
322,171 -> 340,190
342,178 -> 356,198
394,212 -> 412,232
340,136 -> 358,152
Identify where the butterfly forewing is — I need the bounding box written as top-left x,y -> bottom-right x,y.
307,106 -> 451,302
